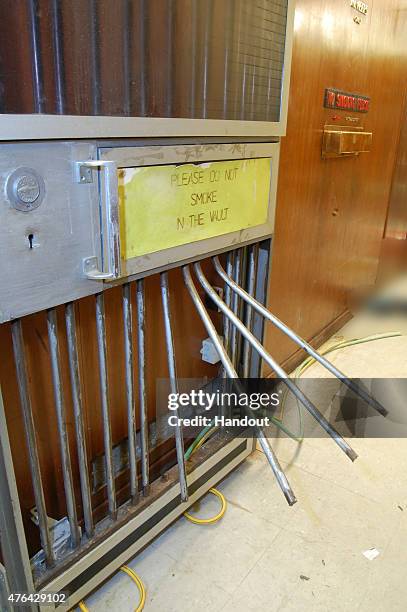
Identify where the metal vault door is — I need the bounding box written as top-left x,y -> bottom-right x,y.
0,138 -> 388,611
0,140 -> 278,610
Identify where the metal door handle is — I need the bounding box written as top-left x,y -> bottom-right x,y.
75,160 -> 121,281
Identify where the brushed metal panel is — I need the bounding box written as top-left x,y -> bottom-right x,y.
0,142 -> 101,322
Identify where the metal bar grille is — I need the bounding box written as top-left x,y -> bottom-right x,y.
0,0 -> 288,121
1,248 -> 268,582
0,241 -> 388,602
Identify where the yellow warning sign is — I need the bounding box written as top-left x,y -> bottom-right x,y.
118,158 -> 271,259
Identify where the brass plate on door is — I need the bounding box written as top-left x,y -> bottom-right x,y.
322,127 -> 372,158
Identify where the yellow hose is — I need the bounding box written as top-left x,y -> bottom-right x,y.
76,565 -> 145,612
183,487 -> 227,524
120,565 -> 146,612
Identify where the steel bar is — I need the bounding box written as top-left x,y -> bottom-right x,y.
222,0 -> 233,118
201,0 -> 213,119
183,266 -> 296,506
223,251 -> 234,355
230,248 -> 242,368
194,263 -> 358,462
160,273 -> 188,502
122,0 -> 131,116
213,256 -> 388,418
136,279 -> 150,495
89,0 -> 101,115
0,388 -> 36,608
138,0 -> 147,116
47,308 -> 80,548
11,320 -> 55,567
0,563 -> 13,612
50,0 -> 65,114
122,284 -> 138,503
189,0 -> 198,118
234,247 -> 246,372
95,293 -> 117,519
165,1 -> 174,117
223,251 -> 235,420
242,244 -> 258,378
28,0 -> 45,113
65,303 -> 94,538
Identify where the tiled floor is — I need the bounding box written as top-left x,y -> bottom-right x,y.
83,294 -> 407,612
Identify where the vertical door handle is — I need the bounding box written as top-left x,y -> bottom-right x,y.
75,160 -> 121,280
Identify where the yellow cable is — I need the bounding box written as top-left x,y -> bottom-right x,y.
120,565 -> 146,612
183,426 -> 227,524
183,487 -> 227,524
75,565 -> 145,612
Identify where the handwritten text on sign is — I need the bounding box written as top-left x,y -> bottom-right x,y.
118,158 -> 272,259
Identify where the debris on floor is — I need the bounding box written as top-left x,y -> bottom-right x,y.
362,548 -> 380,561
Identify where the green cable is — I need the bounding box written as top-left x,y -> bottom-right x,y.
184,331 -> 402,455
278,331 -> 402,442
184,420 -> 215,460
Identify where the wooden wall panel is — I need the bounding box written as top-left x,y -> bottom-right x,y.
384,94 -> 407,240
264,0 -> 407,371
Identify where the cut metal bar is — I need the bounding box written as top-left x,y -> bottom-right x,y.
28,0 -> 45,113
194,263 -> 358,462
160,273 -> 188,502
122,283 -> 138,503
0,388 -> 36,607
242,244 -> 258,378
65,302 -> 94,538
95,293 -> 117,519
11,320 -> 55,567
136,279 -> 150,495
213,256 -> 388,418
183,266 -> 296,506
47,308 -> 80,548
50,0 -> 65,114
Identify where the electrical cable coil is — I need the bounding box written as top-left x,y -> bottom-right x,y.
183,487 -> 227,524
76,565 -> 145,612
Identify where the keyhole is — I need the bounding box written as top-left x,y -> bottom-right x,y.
28,233 -> 34,249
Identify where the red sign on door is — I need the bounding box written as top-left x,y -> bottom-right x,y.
324,88 -> 370,113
